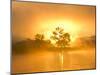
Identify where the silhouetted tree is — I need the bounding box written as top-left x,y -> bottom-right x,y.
34,34 -> 52,48
51,27 -> 70,48
35,34 -> 44,40
34,34 -> 44,48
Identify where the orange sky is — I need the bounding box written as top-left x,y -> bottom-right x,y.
12,1 -> 96,43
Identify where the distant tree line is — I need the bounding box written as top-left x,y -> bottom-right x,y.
12,27 -> 71,54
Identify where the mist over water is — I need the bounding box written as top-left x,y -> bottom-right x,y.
12,47 -> 95,73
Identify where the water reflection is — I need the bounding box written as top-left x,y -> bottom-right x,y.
12,48 -> 95,73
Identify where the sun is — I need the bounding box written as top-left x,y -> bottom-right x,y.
31,19 -> 81,45
39,20 -> 80,44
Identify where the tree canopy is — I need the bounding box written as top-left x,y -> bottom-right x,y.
51,27 -> 70,48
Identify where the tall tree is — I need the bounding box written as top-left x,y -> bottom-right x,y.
51,27 -> 70,48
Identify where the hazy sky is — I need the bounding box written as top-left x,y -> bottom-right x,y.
12,1 -> 96,42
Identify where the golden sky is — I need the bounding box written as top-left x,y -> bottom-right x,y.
12,1 -> 96,43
